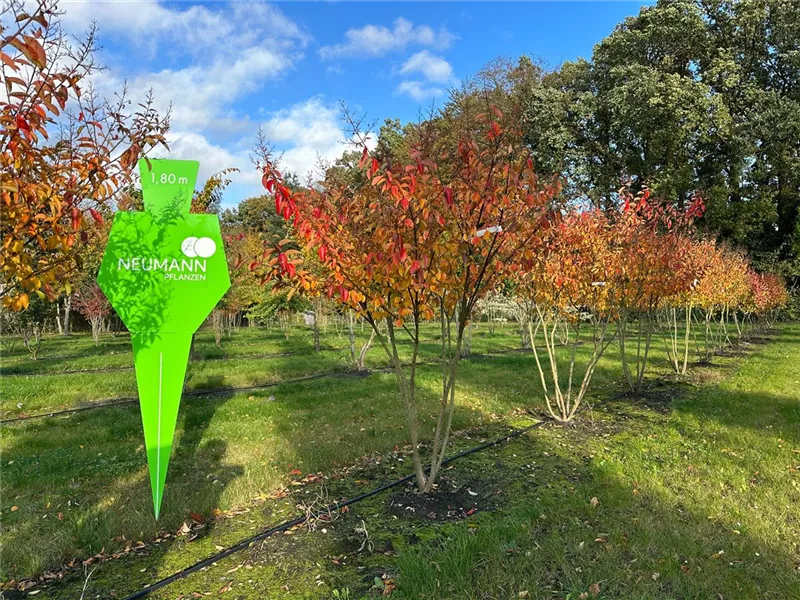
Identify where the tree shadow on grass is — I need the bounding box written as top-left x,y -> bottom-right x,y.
0,382 -> 242,598
380,424 -> 800,599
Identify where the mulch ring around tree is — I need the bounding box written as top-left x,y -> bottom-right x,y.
387,476 -> 495,522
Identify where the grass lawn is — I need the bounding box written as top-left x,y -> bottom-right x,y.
1,322 -> 798,599
0,324 -> 523,417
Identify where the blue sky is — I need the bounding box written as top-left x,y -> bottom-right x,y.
60,1 -> 647,207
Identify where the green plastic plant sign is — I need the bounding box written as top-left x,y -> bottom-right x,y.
97,159 -> 230,518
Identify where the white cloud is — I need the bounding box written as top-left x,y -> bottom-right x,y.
395,80 -> 446,102
57,1 -> 316,206
326,64 -> 344,76
320,17 -> 455,59
92,48 -> 291,133
61,1 -> 309,57
152,131 -> 258,188
149,93 -> 375,203
261,97 -> 353,179
399,50 -> 455,84
152,97 -> 375,205
66,1 -> 311,133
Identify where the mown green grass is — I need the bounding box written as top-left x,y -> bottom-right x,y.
1,322 -> 798,600
393,327 -> 800,599
0,324 -> 523,416
2,322 -> 532,578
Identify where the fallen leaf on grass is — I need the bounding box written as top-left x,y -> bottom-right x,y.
589,582 -> 601,596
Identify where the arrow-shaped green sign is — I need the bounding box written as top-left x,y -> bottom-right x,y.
98,159 -> 231,518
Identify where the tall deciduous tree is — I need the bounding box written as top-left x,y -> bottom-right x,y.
73,281 -> 110,344
611,188 -> 705,392
523,0 -> 800,275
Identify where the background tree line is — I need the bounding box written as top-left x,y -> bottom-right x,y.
522,0 -> 800,290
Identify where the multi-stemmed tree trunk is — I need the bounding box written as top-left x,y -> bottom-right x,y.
528,304 -> 614,422
212,309 -> 224,347
662,303 -> 693,375
347,310 -> 376,372
370,298 -> 472,493
21,322 -> 44,360
618,307 -> 656,393
702,308 -> 715,362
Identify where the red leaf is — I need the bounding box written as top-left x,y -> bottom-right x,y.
88,208 -> 103,225
359,145 -> 369,167
444,187 -> 453,208
278,252 -> 288,271
262,171 -> 275,192
15,114 -> 29,132
0,50 -> 17,71
70,206 -> 81,230
26,37 -> 46,70
318,245 -> 327,262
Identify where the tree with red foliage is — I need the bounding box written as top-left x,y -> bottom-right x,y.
611,187 -> 704,391
511,208 -> 619,421
257,107 -> 552,492
73,282 -> 110,344
1,0 -> 169,311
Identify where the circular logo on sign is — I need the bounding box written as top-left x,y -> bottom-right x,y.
181,237 -> 199,257
194,237 -> 217,258
182,236 -> 216,258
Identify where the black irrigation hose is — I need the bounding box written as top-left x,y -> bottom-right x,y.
0,369 -> 352,425
1,327 -> 469,367
121,418 -> 548,600
1,333 -> 468,376
0,348 -> 527,425
1,351 -> 296,377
